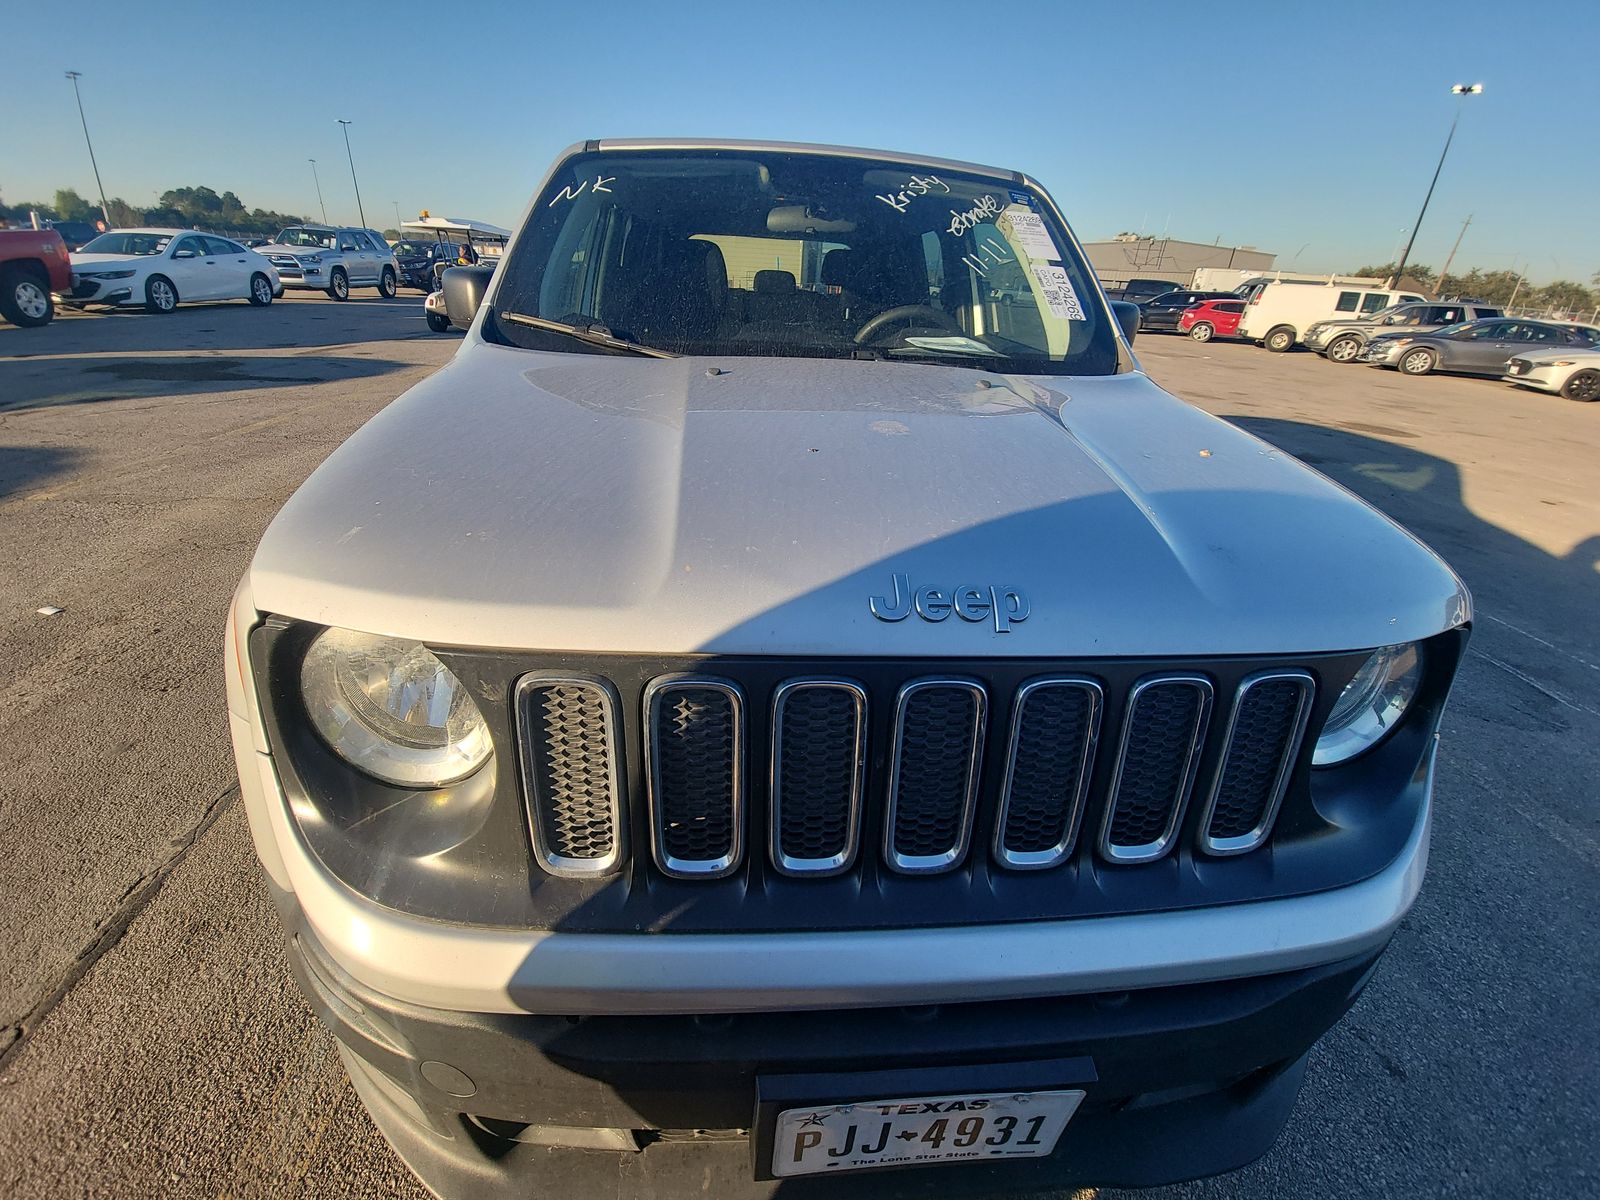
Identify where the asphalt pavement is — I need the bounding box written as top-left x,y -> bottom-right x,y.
0,300 -> 1594,1199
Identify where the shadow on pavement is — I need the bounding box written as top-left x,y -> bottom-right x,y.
0,445 -> 82,500
0,294 -> 433,357
0,353 -> 413,414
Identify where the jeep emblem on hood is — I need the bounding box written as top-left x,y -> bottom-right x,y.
868,573 -> 1030,633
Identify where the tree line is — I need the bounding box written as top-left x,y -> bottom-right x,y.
1347,263 -> 1600,315
0,185 -> 308,238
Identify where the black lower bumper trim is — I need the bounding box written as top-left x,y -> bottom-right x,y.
274,890 -> 1385,1195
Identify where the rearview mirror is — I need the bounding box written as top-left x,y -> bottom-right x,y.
442,265 -> 494,326
1110,300 -> 1139,344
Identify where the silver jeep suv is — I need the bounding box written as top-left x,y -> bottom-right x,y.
228,138 -> 1470,1199
257,224 -> 399,300
1305,300 -> 1502,362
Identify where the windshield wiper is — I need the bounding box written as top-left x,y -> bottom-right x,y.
498,311 -> 677,358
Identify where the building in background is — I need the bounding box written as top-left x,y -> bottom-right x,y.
1083,234 -> 1276,291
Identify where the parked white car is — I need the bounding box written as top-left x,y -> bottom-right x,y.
67,229 -> 281,313
1503,346 -> 1600,401
255,225 -> 400,300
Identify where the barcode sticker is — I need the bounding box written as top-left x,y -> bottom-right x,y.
1031,265 -> 1086,320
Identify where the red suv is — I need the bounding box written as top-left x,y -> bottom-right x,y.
1177,298 -> 1245,343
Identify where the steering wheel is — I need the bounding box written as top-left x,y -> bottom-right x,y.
853,304 -> 963,346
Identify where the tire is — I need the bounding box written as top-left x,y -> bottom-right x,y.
1264,326 -> 1296,353
248,273 -> 273,307
1398,348 -> 1437,376
327,268 -> 349,301
0,265 -> 54,327
1560,369 -> 1600,402
378,267 -> 397,299
1188,322 -> 1214,343
425,311 -> 450,332
145,275 -> 178,314
1326,335 -> 1362,363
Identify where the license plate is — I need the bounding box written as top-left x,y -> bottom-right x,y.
771,1089 -> 1084,1178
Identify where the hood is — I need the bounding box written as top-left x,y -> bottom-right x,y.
70,252 -> 146,269
254,242 -> 325,258
249,349 -> 1469,657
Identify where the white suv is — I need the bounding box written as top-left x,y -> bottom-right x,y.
257,225 -> 399,300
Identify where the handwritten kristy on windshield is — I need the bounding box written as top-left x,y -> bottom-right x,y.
875,174 -> 951,214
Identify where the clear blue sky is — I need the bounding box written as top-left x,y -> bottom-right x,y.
9,0 -> 1597,285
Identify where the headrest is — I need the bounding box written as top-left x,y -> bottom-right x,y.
754,269 -> 796,294
819,249 -> 852,287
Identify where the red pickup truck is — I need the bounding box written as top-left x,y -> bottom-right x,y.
0,228 -> 72,327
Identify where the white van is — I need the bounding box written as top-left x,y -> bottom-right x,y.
1237,280 -> 1426,352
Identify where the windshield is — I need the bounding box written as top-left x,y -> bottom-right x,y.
78,232 -> 171,256
275,227 -> 338,249
487,148 -> 1117,374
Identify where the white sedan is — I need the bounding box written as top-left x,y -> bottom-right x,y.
1503,346 -> 1600,402
66,228 -> 282,314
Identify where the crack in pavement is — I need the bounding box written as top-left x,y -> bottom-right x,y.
0,782 -> 240,1073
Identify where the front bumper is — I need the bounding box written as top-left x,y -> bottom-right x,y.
1359,343 -> 1403,366
280,890 -> 1378,1196
1503,366 -> 1557,392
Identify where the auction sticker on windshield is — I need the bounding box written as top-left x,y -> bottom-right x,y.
771,1089 -> 1085,1177
998,205 -> 1059,261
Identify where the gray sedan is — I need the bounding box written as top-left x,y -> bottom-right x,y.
1360,317 -> 1600,377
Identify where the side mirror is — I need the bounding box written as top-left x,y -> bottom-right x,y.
173,248 -> 196,259
1110,300 -> 1139,344
442,265 -> 494,326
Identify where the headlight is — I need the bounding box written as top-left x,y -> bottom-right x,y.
300,627 -> 492,786
304,254 -> 322,264
1313,643 -> 1422,766
87,269 -> 137,280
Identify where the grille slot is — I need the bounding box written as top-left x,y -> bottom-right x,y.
770,680 -> 867,876
884,679 -> 986,874
1099,675 -> 1213,863
994,678 -> 1102,869
1199,671 -> 1314,855
515,676 -> 624,877
645,677 -> 744,878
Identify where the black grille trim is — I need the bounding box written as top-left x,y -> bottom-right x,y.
769,679 -> 868,877
1098,674 -> 1213,864
514,674 -> 625,878
883,678 -> 987,875
1197,670 -> 1315,856
644,676 -> 745,879
993,677 -> 1103,870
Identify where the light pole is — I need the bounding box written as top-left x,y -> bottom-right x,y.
64,71 -> 111,226
392,200 -> 402,230
337,119 -> 366,228
308,159 -> 328,223
1391,83 -> 1483,291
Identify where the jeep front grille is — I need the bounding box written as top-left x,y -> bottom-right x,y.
515,676 -> 625,877
994,678 -> 1102,869
1197,671 -> 1314,855
644,677 -> 744,878
1099,676 -> 1213,863
514,663 -> 1316,883
770,680 -> 866,876
885,680 -> 987,873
